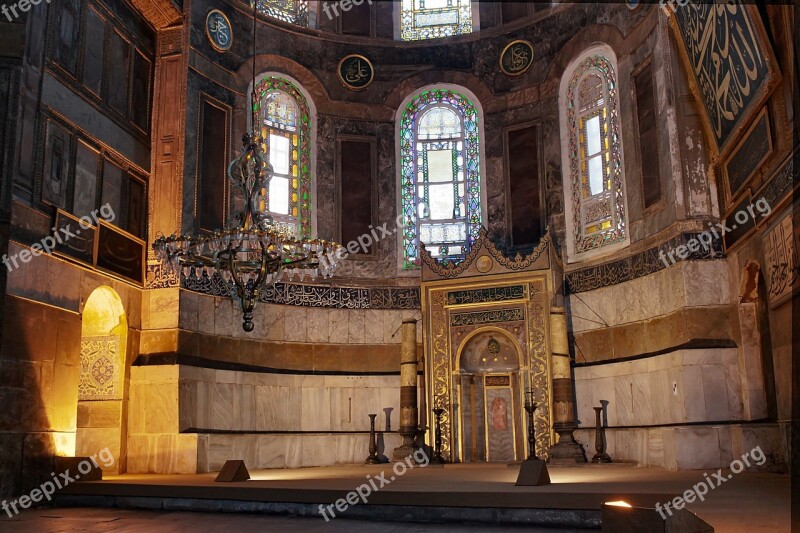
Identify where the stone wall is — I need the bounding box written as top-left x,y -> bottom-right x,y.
126,364 -> 406,473
0,246 -> 143,497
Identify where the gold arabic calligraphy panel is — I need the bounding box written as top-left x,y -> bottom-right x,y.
669,1 -> 779,157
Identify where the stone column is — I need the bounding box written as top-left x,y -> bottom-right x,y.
548,307 -> 587,464
393,318 -> 419,461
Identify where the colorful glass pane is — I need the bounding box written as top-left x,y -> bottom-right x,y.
253,77 -> 312,239
256,0 -> 308,26
400,0 -> 473,41
400,89 -> 481,269
566,55 -> 627,255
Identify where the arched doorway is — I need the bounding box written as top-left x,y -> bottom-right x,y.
77,287 -> 128,474
456,329 -> 523,462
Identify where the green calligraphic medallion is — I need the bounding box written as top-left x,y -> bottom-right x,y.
338,54 -> 374,91
500,40 -> 534,77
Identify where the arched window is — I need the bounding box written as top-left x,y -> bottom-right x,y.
559,48 -> 629,261
399,0 -> 474,41
256,0 -> 308,27
252,76 -> 313,239
398,88 -> 484,269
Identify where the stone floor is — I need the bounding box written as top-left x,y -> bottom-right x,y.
0,464 -> 790,532
0,508 -> 589,532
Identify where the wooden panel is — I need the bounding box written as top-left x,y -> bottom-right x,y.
53,209 -> 96,266
42,120 -> 71,208
53,0 -> 80,73
96,222 -> 144,284
341,1 -> 371,36
724,108 -> 772,200
338,139 -> 374,252
127,175 -> 146,238
101,158 -> 124,222
107,30 -> 130,116
507,125 -> 542,247
82,7 -> 105,97
501,2 -> 528,25
148,53 -> 182,247
634,62 -> 662,209
73,140 -> 99,217
131,50 -> 152,132
198,100 -> 227,232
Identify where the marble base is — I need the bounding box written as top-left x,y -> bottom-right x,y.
574,423 -> 785,471
197,432 -> 404,472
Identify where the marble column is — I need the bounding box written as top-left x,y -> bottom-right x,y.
393,318 -> 419,461
548,307 -> 587,463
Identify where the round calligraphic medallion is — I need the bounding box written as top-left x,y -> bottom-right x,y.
338,54 -> 374,91
499,40 -> 534,77
476,255 -> 492,273
206,9 -> 233,52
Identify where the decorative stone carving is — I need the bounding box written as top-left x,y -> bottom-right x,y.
78,335 -> 122,401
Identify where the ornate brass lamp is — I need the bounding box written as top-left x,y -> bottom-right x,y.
153,135 -> 342,331
153,1 -> 343,332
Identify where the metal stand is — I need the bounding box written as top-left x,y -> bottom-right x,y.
431,408 -> 445,464
591,406 -> 612,463
515,388 -> 550,486
525,395 -> 538,460
365,413 -> 380,464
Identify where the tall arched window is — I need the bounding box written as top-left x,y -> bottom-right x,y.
252,75 -> 313,239
399,0 -> 474,41
559,47 -> 629,261
398,88 -> 484,269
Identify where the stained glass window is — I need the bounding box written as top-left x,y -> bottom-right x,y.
256,0 -> 308,27
564,54 -> 627,256
252,76 -> 312,239
399,89 -> 482,269
400,0 -> 473,41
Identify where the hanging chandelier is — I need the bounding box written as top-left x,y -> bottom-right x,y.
153,2 -> 343,332
153,134 -> 343,332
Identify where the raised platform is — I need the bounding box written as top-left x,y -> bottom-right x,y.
49,464 -> 789,531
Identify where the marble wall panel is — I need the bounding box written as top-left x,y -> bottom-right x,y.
575,348 -> 740,428
306,307 -> 331,344
568,260 -> 731,335
701,364 -> 730,421
261,304 -> 286,342
175,367 -> 400,433
674,427 -> 722,469
283,306 -> 308,343
197,432 -> 405,472
301,387 -> 332,431
680,365 -> 706,422
363,310 -> 386,345
347,309 -> 366,344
